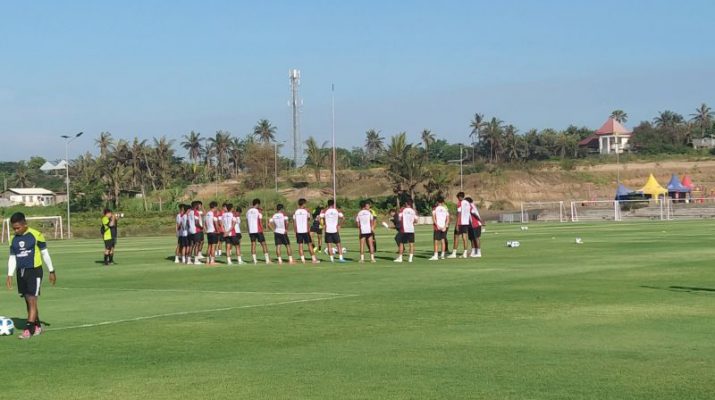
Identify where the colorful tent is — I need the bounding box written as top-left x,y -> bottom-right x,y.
638,174 -> 668,199
681,175 -> 694,189
615,183 -> 635,200
667,174 -> 690,193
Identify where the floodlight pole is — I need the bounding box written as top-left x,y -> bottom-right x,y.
60,132 -> 83,239
460,144 -> 464,191
274,142 -> 278,192
331,83 -> 337,204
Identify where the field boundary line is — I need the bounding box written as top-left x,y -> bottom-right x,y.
53,287 -> 347,296
47,294 -> 358,332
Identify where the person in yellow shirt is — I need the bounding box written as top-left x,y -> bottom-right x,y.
101,208 -> 117,266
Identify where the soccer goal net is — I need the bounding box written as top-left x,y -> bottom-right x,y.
666,197 -> 715,220
520,201 -> 568,223
570,200 -> 621,222
1,216 -> 63,243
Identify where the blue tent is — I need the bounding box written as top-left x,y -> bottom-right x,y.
667,174 -> 690,193
615,183 -> 635,200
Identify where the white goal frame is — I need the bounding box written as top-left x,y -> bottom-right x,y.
520,201 -> 568,223
1,216 -> 63,243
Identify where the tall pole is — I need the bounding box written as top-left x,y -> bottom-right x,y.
460,144 -> 464,191
290,69 -> 301,167
61,132 -> 83,239
274,142 -> 278,192
331,83 -> 336,204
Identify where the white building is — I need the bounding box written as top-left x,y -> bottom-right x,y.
3,188 -> 56,207
595,118 -> 632,155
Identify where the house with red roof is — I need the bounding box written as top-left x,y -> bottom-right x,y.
578,118 -> 632,155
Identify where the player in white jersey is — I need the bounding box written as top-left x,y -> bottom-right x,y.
175,204 -> 189,263
204,201 -> 219,265
429,196 -> 450,260
319,199 -> 346,262
395,198 -> 418,263
269,204 -> 294,264
293,198 -> 319,264
466,197 -> 483,258
356,200 -> 376,263
448,192 -> 471,259
222,204 -> 244,265
246,198 -> 271,264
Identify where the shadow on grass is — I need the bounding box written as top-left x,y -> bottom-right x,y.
641,285 -> 715,294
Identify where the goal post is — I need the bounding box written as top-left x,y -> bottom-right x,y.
570,200 -> 620,222
1,216 -> 63,243
520,201 -> 568,223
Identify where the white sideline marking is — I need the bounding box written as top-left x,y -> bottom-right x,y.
47,294 -> 358,332
53,287 -> 345,296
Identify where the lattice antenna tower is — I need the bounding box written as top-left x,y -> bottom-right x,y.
289,69 -> 303,167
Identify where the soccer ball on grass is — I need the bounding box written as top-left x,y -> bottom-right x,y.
0,316 -> 15,336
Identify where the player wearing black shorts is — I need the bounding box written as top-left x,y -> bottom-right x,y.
6,213 -> 57,339
310,206 -> 323,251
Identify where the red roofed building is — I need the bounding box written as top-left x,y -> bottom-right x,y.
578,118 -> 632,155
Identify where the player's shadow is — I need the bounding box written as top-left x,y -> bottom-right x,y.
641,285 -> 715,294
11,318 -> 52,327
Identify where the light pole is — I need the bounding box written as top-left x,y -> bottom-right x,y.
60,132 -> 83,238
274,140 -> 286,192
447,143 -> 465,192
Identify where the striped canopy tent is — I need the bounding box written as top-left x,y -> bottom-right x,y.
638,174 -> 668,199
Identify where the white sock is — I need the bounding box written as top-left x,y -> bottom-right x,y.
339,254 -> 344,261
330,255 -> 334,262
252,254 -> 257,263
288,256 -> 294,263
408,254 -> 413,262
300,256 -> 306,263
433,252 -> 438,258
360,254 -> 365,261
463,250 -> 468,257
451,250 -> 457,256
264,253 -> 270,262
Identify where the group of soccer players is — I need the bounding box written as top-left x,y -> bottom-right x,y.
174,191 -> 482,265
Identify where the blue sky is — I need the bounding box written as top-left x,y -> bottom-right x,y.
1,0 -> 713,161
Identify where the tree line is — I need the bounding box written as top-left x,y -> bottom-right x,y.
2,103 -> 712,210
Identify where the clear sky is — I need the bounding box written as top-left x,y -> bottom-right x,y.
1,0 -> 713,161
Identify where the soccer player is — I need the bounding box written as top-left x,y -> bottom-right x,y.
101,208 -> 117,265
6,212 -> 56,339
320,199 -> 345,263
269,204 -> 294,264
369,202 -> 378,252
186,201 -> 202,264
194,201 -> 205,260
448,192 -> 471,259
221,204 -> 244,265
395,198 -> 417,263
175,204 -> 189,263
389,208 -> 402,251
293,198 -> 319,264
310,206 -> 323,252
430,196 -> 450,260
204,201 -> 219,265
356,200 -> 376,263
466,197 -> 483,258
246,198 -> 271,264
215,203 -> 226,257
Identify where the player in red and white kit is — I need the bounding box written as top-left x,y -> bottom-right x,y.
269,204 -> 294,264
320,199 -> 345,263
448,192 -> 471,259
356,200 -> 376,263
430,196 -> 450,260
395,198 -> 418,263
246,198 -> 271,264
204,201 -> 220,265
466,197 -> 483,258
293,198 -> 319,264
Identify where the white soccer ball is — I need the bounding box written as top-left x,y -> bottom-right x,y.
382,221 -> 390,229
506,241 -> 520,248
0,316 -> 14,336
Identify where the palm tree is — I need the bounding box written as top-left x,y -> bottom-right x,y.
181,131 -> 203,167
95,132 -> 114,159
208,130 -> 232,176
253,119 -> 276,144
13,162 -> 31,188
610,110 -> 628,124
481,117 -> 505,163
503,125 -> 524,162
469,113 -> 484,162
153,136 -> 175,189
690,103 -> 714,138
654,110 -> 684,129
364,129 -> 384,162
228,137 -> 245,176
304,136 -> 329,182
421,129 -> 435,161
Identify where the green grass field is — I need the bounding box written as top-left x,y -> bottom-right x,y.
1,221 -> 714,399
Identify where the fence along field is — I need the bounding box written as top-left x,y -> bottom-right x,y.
520,197 -> 715,223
